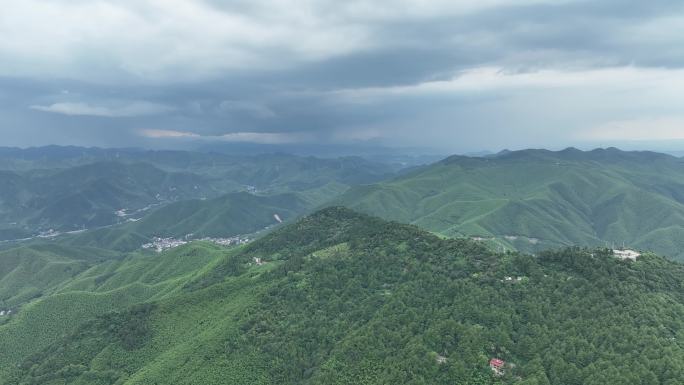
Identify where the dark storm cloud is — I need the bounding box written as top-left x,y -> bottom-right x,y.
1,0 -> 684,151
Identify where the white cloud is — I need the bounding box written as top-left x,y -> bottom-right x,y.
580,117 -> 684,141
3,0 -> 684,151
329,66 -> 684,102
0,0 -> 579,82
0,0 -> 369,81
313,65 -> 684,149
139,129 -> 310,144
31,101 -> 173,117
140,129 -> 199,138
296,0 -> 567,22
218,132 -> 309,144
618,15 -> 684,46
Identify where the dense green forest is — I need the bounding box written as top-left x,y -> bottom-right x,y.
335,147 -> 684,259
3,208 -> 684,384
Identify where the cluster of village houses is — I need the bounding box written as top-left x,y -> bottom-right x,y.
142,237 -> 189,252
142,235 -> 251,252
140,213 -> 284,253
202,236 -> 251,246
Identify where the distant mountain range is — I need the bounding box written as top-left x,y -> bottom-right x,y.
0,144 -> 441,171
0,147 -> 395,240
0,161 -> 221,237
335,147 -> 684,259
8,146 -> 684,260
8,145 -> 684,261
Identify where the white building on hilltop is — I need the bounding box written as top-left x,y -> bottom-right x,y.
613,249 -> 640,261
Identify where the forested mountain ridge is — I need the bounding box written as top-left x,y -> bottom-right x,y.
4,207 -> 684,384
0,147 -> 395,241
335,147 -> 684,260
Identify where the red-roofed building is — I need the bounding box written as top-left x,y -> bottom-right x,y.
490,358 -> 505,376
490,358 -> 504,368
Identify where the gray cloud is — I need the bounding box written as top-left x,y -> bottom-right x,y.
1,0 -> 684,152
218,100 -> 276,119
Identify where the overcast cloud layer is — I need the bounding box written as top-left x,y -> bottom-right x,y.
1,0 -> 684,152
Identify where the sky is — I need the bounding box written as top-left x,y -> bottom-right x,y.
1,0 -> 684,154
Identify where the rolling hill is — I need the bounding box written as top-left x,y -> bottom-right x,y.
0,161 -> 226,236
0,241 -> 234,382
0,244 -> 119,310
0,147 -> 396,241
61,192 -> 315,251
1,208 -> 684,384
334,147 -> 684,260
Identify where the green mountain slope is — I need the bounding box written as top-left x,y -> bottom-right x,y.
59,191 -> 315,251
0,245 -> 118,309
4,208 -> 684,384
126,192 -> 311,237
0,242 -> 234,381
335,147 -> 684,259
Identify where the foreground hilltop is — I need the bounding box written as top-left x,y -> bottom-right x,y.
4,207 -> 684,384
336,147 -> 684,259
